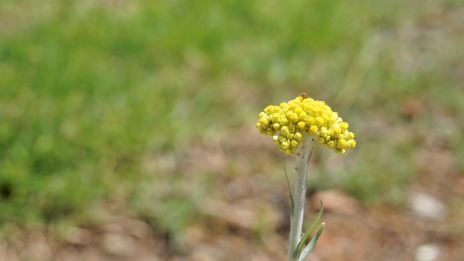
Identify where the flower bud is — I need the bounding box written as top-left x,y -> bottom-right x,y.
315,117 -> 324,127
259,118 -> 269,129
290,113 -> 299,123
346,132 -> 355,140
305,116 -> 314,126
319,127 -> 328,137
272,113 -> 280,122
327,141 -> 335,149
347,140 -> 356,148
281,126 -> 290,137
291,139 -> 298,148
337,139 -> 347,149
264,105 -> 273,114
272,136 -> 280,144
308,125 -> 318,134
288,124 -> 296,133
340,122 -> 349,132
281,141 -> 290,150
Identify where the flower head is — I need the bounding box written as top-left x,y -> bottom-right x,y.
256,94 -> 356,155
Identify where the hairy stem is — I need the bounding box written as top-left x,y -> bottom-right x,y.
288,134 -> 314,261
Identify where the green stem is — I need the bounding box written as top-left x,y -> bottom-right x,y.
287,134 -> 313,261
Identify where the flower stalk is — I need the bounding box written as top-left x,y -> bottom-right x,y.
288,134 -> 313,261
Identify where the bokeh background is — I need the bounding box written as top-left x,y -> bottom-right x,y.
1,0 -> 463,260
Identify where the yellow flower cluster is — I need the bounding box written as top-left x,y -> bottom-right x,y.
256,94 -> 356,155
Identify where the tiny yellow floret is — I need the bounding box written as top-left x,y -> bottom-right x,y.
272,136 -> 280,145
291,140 -> 299,148
281,141 -> 290,150
337,139 -> 347,149
315,117 -> 324,127
272,113 -> 280,122
308,125 -> 318,134
340,122 -> 349,132
256,94 -> 356,155
280,117 -> 289,126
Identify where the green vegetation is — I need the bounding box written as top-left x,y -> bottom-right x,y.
1,0 -> 463,242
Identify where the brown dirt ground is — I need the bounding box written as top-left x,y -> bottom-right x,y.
1,126 -> 463,261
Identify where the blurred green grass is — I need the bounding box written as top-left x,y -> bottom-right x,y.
1,0 -> 463,242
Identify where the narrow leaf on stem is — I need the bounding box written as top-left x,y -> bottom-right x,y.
297,223 -> 325,261
284,160 -> 294,217
306,146 -> 314,166
305,146 -> 314,190
293,201 -> 324,259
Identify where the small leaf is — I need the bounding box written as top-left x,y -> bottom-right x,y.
306,146 -> 314,166
306,146 -> 314,188
297,223 -> 325,261
284,160 -> 294,217
293,201 -> 323,259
